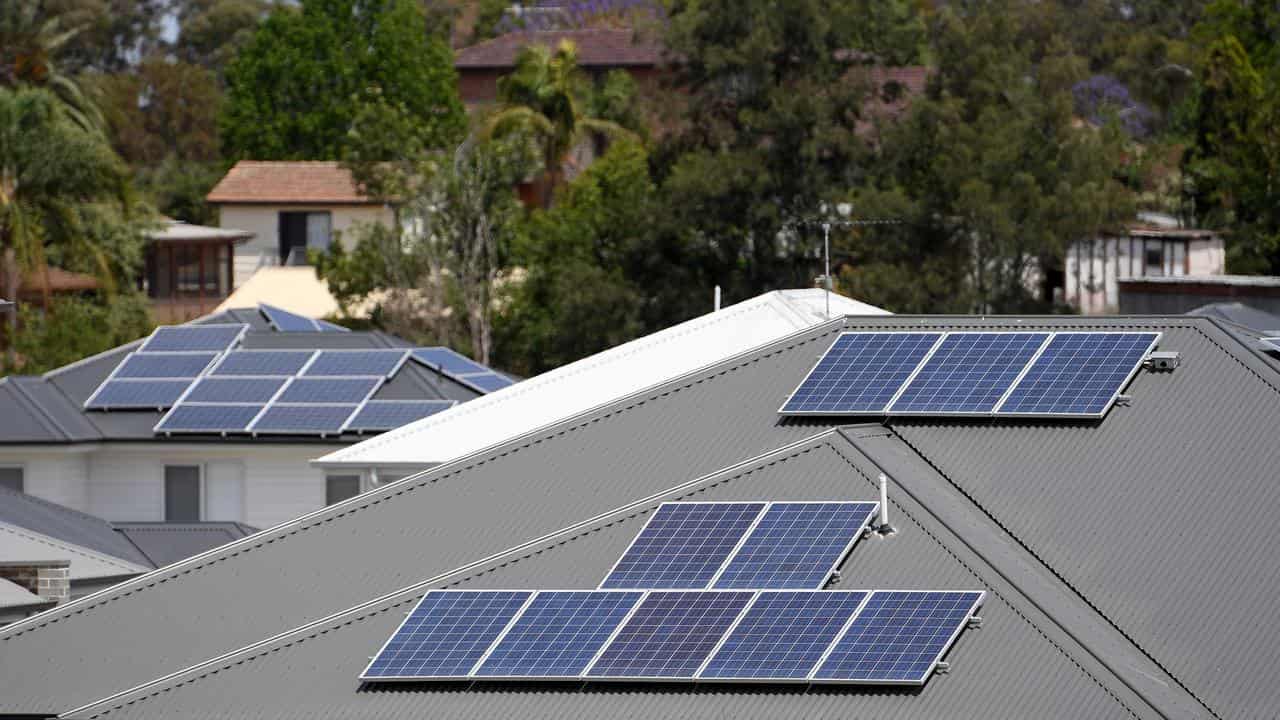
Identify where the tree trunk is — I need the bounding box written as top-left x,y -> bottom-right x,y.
2,246 -> 17,368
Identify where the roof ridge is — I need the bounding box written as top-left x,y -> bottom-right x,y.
0,522 -> 149,575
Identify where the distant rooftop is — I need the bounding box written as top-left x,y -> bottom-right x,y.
145,219 -> 253,243
206,161 -> 376,205
455,28 -> 663,69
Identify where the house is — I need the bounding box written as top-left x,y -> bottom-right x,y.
0,304 -> 509,530
1065,213 -> 1225,313
2,311 -> 1276,718
0,485 -> 258,624
206,161 -> 394,284
316,288 -> 887,480
142,219 -> 254,323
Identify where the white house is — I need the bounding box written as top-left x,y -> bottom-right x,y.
206,161 -> 394,285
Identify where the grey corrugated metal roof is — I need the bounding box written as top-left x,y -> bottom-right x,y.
112,523 -> 257,568
0,486 -> 151,568
1188,301 -> 1280,335
61,432 -> 1165,720
2,315 -> 1276,719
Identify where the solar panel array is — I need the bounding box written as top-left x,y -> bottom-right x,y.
260,303 -> 350,333
84,324 -> 247,410
362,589 -> 983,684
155,349 -> 408,435
412,347 -> 515,394
781,330 -> 1160,418
601,502 -> 878,590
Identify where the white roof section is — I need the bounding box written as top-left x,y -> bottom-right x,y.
217,267 -> 344,318
0,578 -> 43,610
316,289 -> 886,468
0,523 -> 150,581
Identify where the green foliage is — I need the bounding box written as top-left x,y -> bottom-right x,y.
470,0 -> 512,44
174,0 -> 270,72
496,139 -> 654,375
220,0 -> 466,161
5,293 -> 152,375
92,59 -> 223,167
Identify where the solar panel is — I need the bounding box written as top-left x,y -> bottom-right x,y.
411,347 -> 490,375
889,332 -> 1049,414
210,350 -> 314,377
260,304 -> 320,332
780,332 -> 942,414
249,404 -> 355,434
474,591 -> 644,678
154,404 -> 262,433
457,372 -> 515,393
113,352 -> 218,379
811,590 -> 984,684
996,332 -> 1159,417
584,591 -> 753,679
84,379 -> 190,409
140,324 -> 246,352
345,400 -> 457,431
275,377 -> 381,404
699,591 -> 868,680
361,590 -> 533,680
712,502 -> 878,589
304,350 -> 407,377
184,377 -> 287,404
600,502 -> 766,589
315,319 -> 350,332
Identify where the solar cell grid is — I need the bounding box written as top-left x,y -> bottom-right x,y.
85,379 -> 190,408
211,351 -> 314,377
458,372 -> 515,393
475,591 -> 644,678
361,591 -> 533,679
346,400 -> 456,431
184,377 -> 286,404
261,304 -> 320,332
250,404 -> 355,434
812,590 -> 983,684
304,350 -> 407,377
140,324 -> 245,352
996,332 -> 1159,416
698,591 -> 867,680
114,352 -> 218,379
780,332 -> 942,414
600,503 -> 765,589
154,404 -> 262,432
889,332 -> 1048,414
712,502 -> 878,589
275,377 -> 381,404
584,591 -> 753,679
412,347 -> 489,375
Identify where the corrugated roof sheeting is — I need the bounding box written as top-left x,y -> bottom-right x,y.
0,324 -> 849,713
879,319 -> 1280,719
0,487 -> 151,568
67,434 -> 1147,720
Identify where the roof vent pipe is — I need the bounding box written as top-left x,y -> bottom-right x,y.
714,285 -> 721,312
877,473 -> 894,534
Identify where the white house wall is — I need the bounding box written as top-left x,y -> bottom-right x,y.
1066,234 -> 1225,315
218,205 -> 394,287
0,451 -> 89,510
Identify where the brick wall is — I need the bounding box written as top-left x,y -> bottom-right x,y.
0,561 -> 71,604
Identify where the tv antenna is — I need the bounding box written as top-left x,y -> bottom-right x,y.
790,207 -> 901,318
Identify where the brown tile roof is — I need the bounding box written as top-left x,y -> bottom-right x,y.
455,29 -> 662,69
206,161 -> 376,205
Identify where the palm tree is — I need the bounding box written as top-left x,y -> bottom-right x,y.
0,3 -> 103,133
483,40 -> 634,206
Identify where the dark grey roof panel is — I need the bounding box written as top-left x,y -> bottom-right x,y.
112,523 -> 257,568
240,332 -> 398,350
1188,301 -> 1280,334
63,433 -> 1154,720
193,308 -> 271,331
0,379 -> 75,442
0,487 -> 151,568
0,323 -> 847,712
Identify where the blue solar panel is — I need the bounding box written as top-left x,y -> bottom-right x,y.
459,372 -> 515,393
889,332 -> 1048,414
699,591 -> 867,680
812,590 -> 983,684
475,591 -> 644,678
304,350 -> 406,377
997,332 -> 1159,416
780,332 -> 942,414
250,404 -> 355,434
276,377 -> 380,404
85,379 -> 190,409
155,404 -> 262,432
346,400 -> 456,431
315,319 -> 350,332
261,304 -> 319,332
211,351 -> 314,376
114,352 -> 217,379
184,377 -> 287,404
585,591 -> 753,679
412,347 -> 489,375
712,502 -> 878,589
601,503 -> 766,589
362,591 -> 532,680
141,325 -> 245,352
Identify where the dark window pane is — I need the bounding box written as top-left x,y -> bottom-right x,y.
0,467 -> 23,493
326,475 -> 361,505
165,465 -> 201,522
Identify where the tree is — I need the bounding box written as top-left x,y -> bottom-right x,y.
7,294 -> 152,375
0,3 -> 103,132
173,0 -> 270,72
484,39 -> 636,206
36,0 -> 167,73
220,0 -> 466,161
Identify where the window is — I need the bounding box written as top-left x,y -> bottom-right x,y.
1144,245 -> 1165,276
0,466 -> 23,493
326,475 -> 361,505
279,211 -> 332,264
164,465 -> 202,522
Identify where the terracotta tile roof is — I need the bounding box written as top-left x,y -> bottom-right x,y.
206,161 -> 376,205
455,29 -> 662,69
